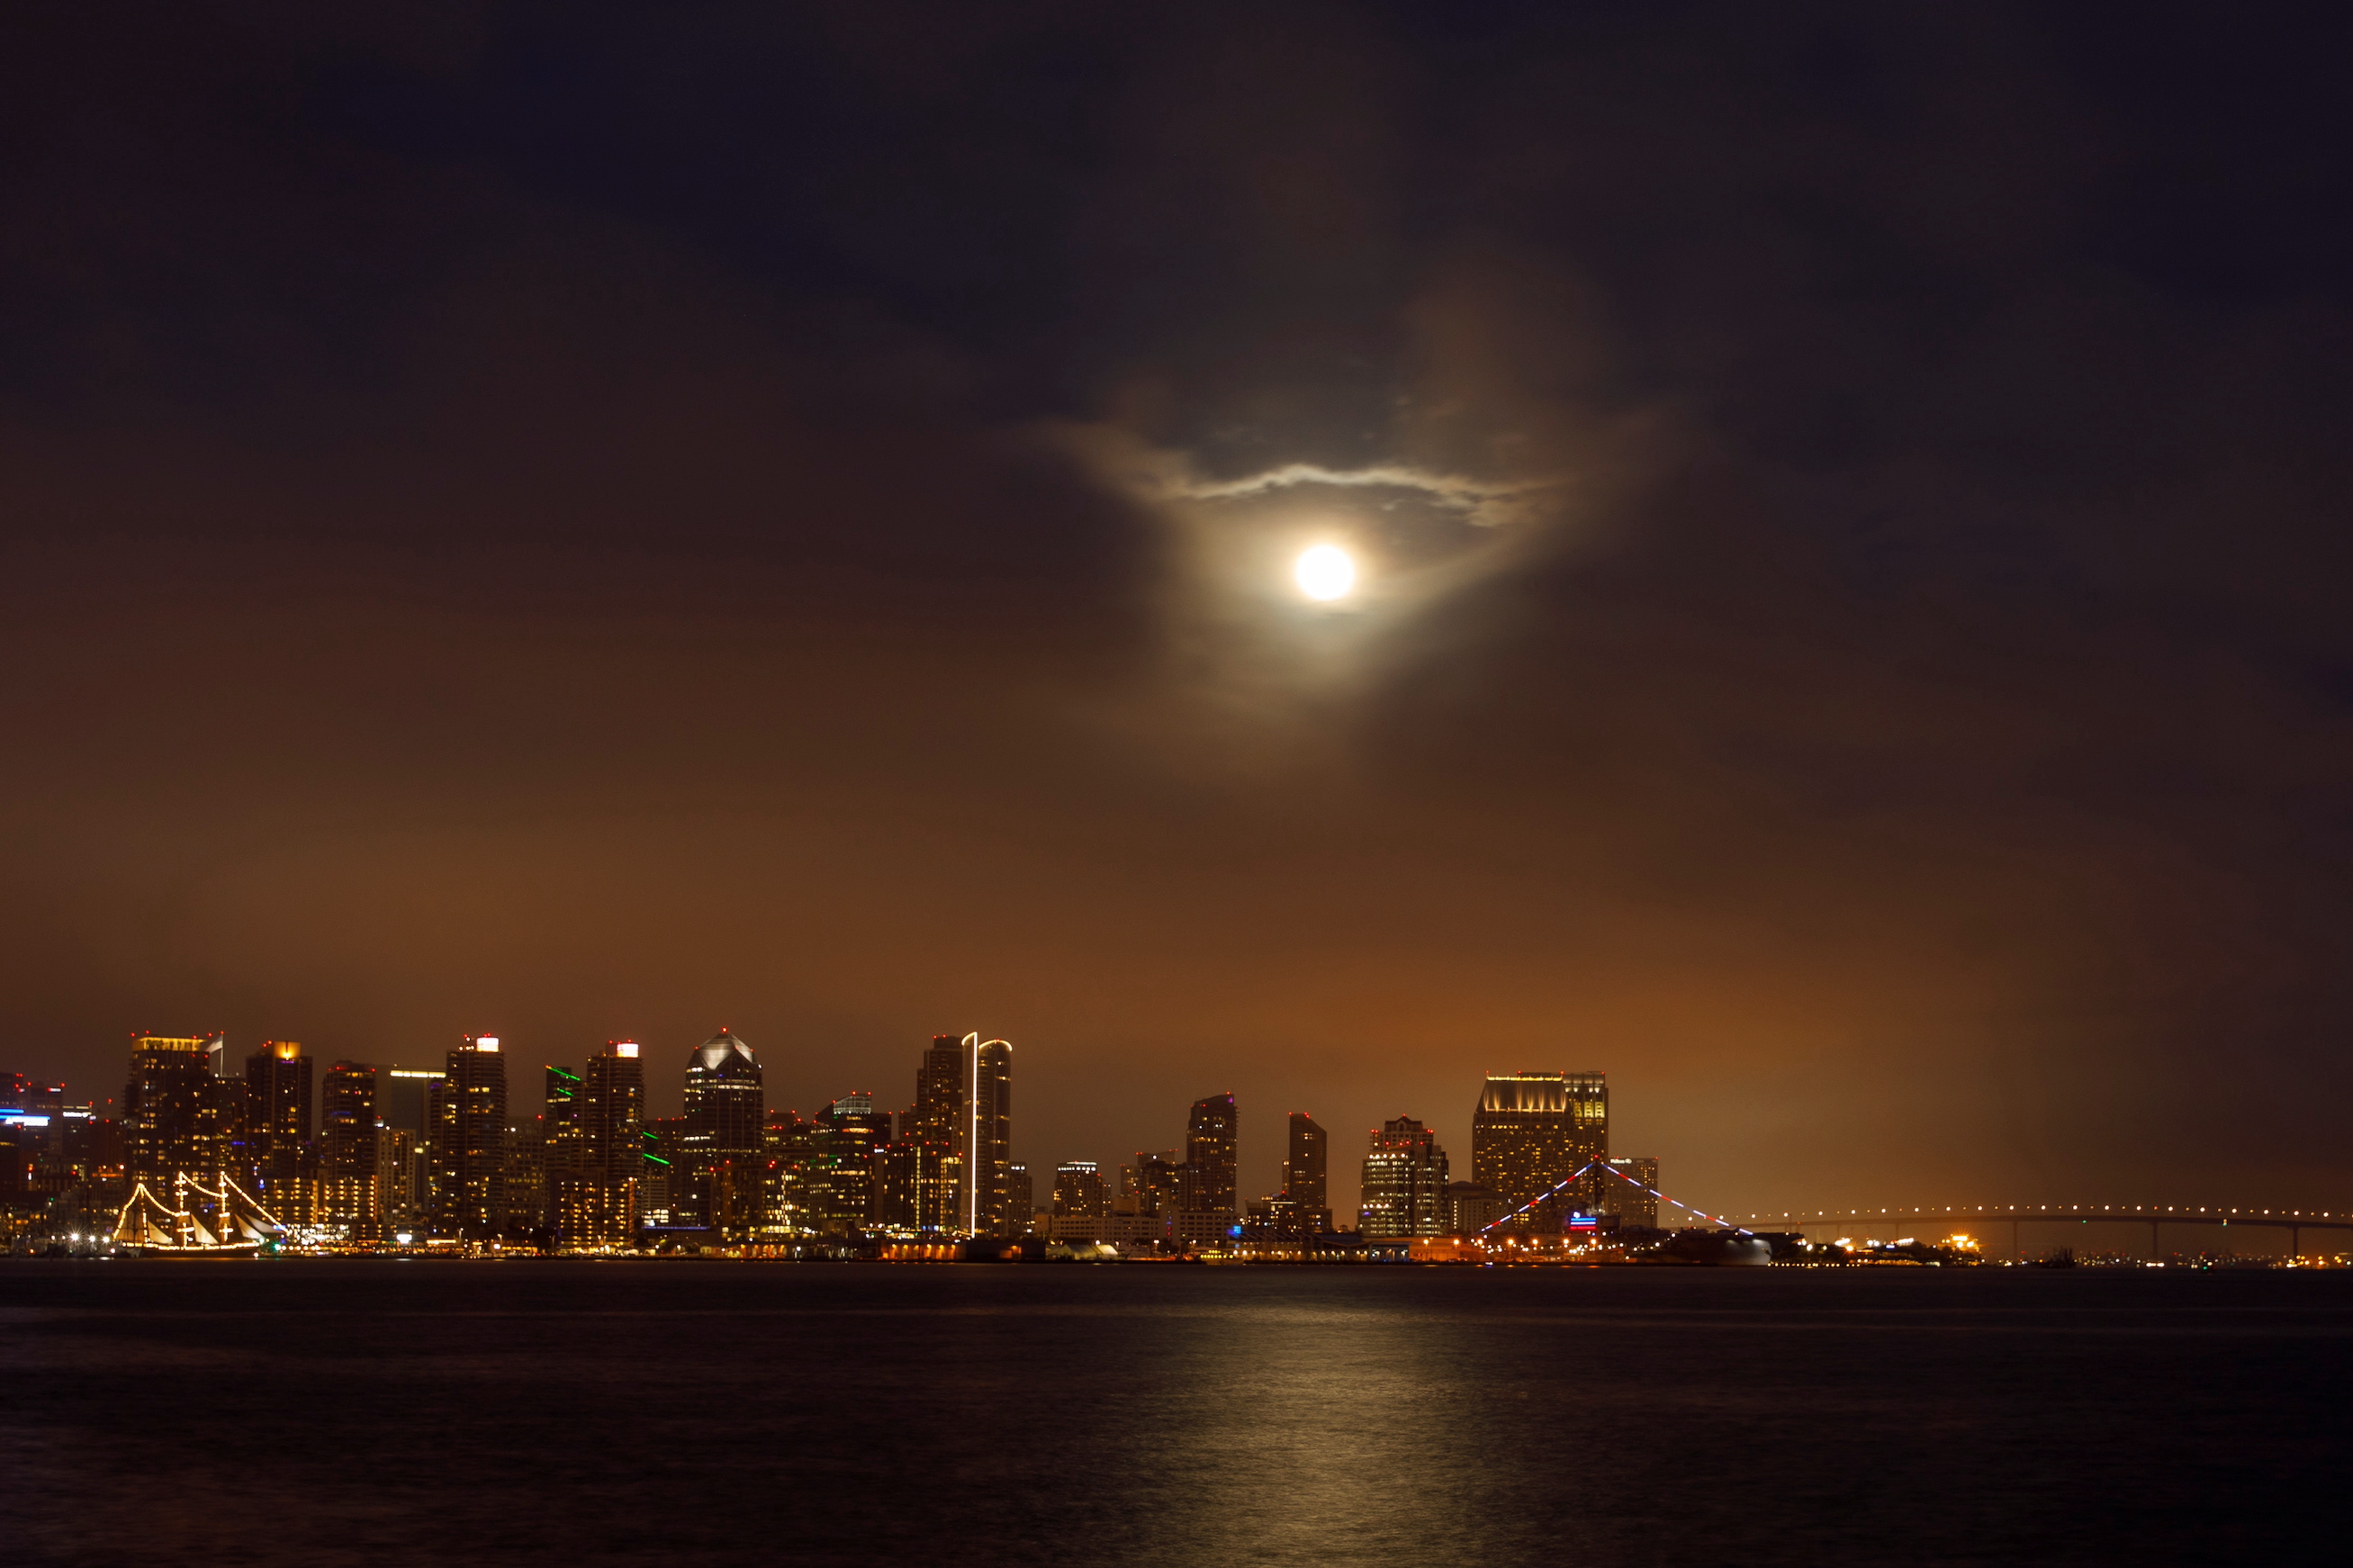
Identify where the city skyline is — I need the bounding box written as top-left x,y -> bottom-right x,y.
5,11 -> 2348,1565
9,1024 -> 1653,1232
5,6 -> 2349,1233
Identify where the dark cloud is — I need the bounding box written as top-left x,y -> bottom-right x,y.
5,2 -> 2352,1213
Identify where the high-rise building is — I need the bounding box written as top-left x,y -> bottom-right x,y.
812,1092 -> 890,1237
1471,1071 -> 1607,1230
122,1033 -> 230,1186
966,1036 -> 1013,1236
320,1061 -> 381,1238
678,1030 -> 763,1235
1053,1161 -> 1106,1218
503,1114 -> 546,1236
1005,1162 -> 1033,1236
892,1035 -> 967,1229
1122,1150 -> 1184,1216
562,1041 -> 644,1246
640,1117 -> 683,1223
1600,1157 -> 1659,1229
320,1062 -> 377,1175
1252,1111 -> 1332,1238
376,1068 -> 439,1134
243,1041 -> 312,1196
1284,1111 -> 1329,1215
583,1042 -> 645,1187
542,1063 -> 586,1235
432,1035 -> 508,1240
906,1036 -> 965,1144
377,1128 -> 418,1238
1182,1093 -> 1238,1219
1359,1116 -> 1449,1238
762,1109 -> 817,1237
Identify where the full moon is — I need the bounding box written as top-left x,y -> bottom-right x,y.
1294,544 -> 1356,601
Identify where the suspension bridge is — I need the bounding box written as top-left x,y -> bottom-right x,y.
1479,1159 -> 1752,1235
1735,1203 -> 2353,1260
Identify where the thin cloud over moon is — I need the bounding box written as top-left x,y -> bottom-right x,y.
1165,460 -> 1564,529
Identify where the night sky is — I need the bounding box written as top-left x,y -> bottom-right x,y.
7,4 -> 2352,1219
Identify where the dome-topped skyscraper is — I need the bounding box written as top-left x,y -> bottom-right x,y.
679,1030 -> 764,1234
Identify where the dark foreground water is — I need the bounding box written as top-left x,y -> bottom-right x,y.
4,1262 -> 2347,1567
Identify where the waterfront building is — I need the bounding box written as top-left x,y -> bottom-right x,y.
320,1061 -> 380,1237
543,1063 -> 587,1233
1005,1162 -> 1033,1236
640,1117 -> 684,1223
574,1041 -> 645,1244
762,1109 -> 817,1236
122,1033 -> 233,1186
1181,1092 -> 1238,1220
583,1042 -> 645,1187
1442,1180 -> 1508,1236
967,1036 -> 1014,1236
376,1067 -> 439,1135
1284,1112 -> 1328,1212
1165,1210 -> 1238,1248
1600,1157 -> 1660,1229
811,1092 -> 890,1236
893,1035 -> 968,1230
1470,1071 -> 1607,1230
377,1128 -> 418,1237
1053,1160 -> 1106,1219
431,1035 -> 508,1239
243,1041 -> 312,1202
1359,1116 -> 1449,1238
1273,1111 -> 1332,1233
1122,1150 -> 1184,1216
503,1115 -> 546,1235
678,1031 -> 764,1236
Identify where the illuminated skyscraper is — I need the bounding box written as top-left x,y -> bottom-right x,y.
1285,1111 -> 1328,1210
813,1092 -> 890,1236
320,1060 -> 380,1237
583,1043 -> 645,1186
678,1031 -> 763,1236
873,1032 -> 1015,1236
1470,1071 -> 1607,1228
377,1128 -> 418,1237
1053,1160 -> 1106,1218
432,1035 -> 508,1240
889,1036 -> 969,1233
543,1063 -> 587,1236
502,1114 -> 546,1235
244,1041 -> 313,1206
122,1033 -> 230,1185
1600,1157 -> 1660,1229
762,1108 -> 817,1236
1182,1092 -> 1238,1218
1005,1162 -> 1033,1236
966,1036 -> 1013,1236
1122,1150 -> 1183,1216
1359,1116 -> 1449,1238
565,1041 -> 644,1245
